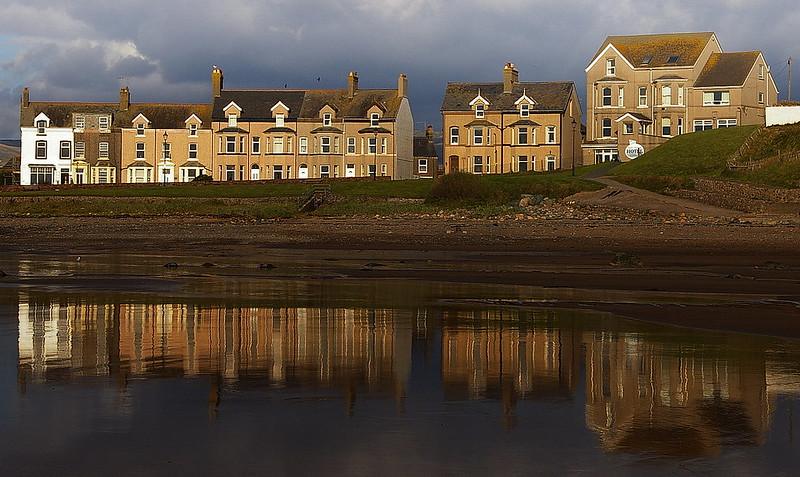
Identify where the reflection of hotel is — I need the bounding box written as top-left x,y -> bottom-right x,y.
441,310 -> 580,402
17,296 -> 412,398
583,331 -> 772,457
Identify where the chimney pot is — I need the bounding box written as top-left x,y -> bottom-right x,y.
348,71 -> 359,98
21,87 -> 30,108
503,62 -> 519,94
119,86 -> 130,111
212,65 -> 224,99
398,73 -> 408,99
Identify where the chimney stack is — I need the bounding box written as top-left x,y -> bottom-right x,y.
21,87 -> 30,108
212,65 -> 224,99
398,73 -> 408,98
503,62 -> 519,94
348,71 -> 359,98
426,124 -> 434,140
119,87 -> 130,111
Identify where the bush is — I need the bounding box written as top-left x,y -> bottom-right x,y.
193,174 -> 213,182
615,175 -> 695,193
426,173 -> 502,205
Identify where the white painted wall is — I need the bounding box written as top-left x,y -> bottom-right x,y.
766,106 -> 800,127
20,126 -> 74,185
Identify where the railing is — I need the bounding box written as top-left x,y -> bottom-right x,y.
298,182 -> 332,212
728,149 -> 800,171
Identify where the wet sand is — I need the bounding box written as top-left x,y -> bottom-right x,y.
1,216 -> 799,337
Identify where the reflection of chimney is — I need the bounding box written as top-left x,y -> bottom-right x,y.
348,71 -> 359,98
398,73 -> 408,98
119,87 -> 130,111
211,65 -> 224,99
503,62 -> 519,94
426,124 -> 433,140
21,87 -> 30,108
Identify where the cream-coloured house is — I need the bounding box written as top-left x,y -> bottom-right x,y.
583,32 -> 779,164
441,63 -> 582,174
210,67 -> 414,181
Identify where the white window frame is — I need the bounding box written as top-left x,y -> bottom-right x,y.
678,86 -> 684,106
323,113 -> 332,127
59,141 -> 71,160
320,164 -> 330,178
36,120 -> 46,135
98,116 -> 110,132
35,140 -> 47,159
370,113 -> 380,127
638,87 -> 647,107
273,137 -> 285,154
601,118 -> 612,138
624,122 -> 634,135
759,65 -> 765,80
546,126 -> 556,144
381,137 -> 387,155
606,58 -> 616,76
162,142 -> 171,160
759,92 -> 765,104
473,127 -> 484,145
276,113 -> 285,128
228,114 -> 238,128
136,124 -> 145,136
717,118 -> 738,128
662,118 -> 672,137
347,137 -> 356,154
418,159 -> 428,174
703,91 -> 730,106
226,136 -> 236,153
299,137 -> 308,154
546,156 -> 556,171
520,103 -> 530,118
473,156 -> 483,174
252,136 -> 261,154
189,123 -> 198,136
662,86 -> 672,106
320,136 -> 331,154
368,137 -> 377,154
75,141 -> 85,158
136,142 -> 145,159
518,127 -> 529,145
618,87 -> 624,107
74,115 -> 85,130
189,143 -> 198,159
693,119 -> 713,132
475,104 -> 485,119
99,142 -> 109,159
602,87 -> 612,107
450,127 -> 459,145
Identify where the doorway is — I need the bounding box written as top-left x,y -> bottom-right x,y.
448,156 -> 459,174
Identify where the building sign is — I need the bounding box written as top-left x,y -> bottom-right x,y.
624,140 -> 645,160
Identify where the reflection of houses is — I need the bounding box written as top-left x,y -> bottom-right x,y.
583,331 -> 771,457
440,310 -> 580,405
17,298 -> 412,398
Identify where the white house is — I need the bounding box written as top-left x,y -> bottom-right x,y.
20,112 -> 74,185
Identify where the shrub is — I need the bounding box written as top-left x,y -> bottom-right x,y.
193,174 -> 213,182
426,172 -> 501,205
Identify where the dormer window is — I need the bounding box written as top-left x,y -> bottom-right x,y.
475,104 -> 485,119
641,56 -> 653,66
606,58 -> 616,76
520,104 -> 530,118
323,113 -> 332,127
276,113 -> 285,128
98,116 -> 110,131
137,124 -> 145,136
36,120 -> 46,134
228,114 -> 237,128
370,113 -> 380,127
667,56 -> 680,64
189,124 -> 198,136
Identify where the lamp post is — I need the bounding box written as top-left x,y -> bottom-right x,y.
571,118 -> 577,176
373,131 -> 378,180
162,131 -> 168,184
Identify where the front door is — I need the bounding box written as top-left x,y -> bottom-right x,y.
345,164 -> 355,177
298,164 -> 309,179
251,165 -> 260,181
449,155 -> 459,174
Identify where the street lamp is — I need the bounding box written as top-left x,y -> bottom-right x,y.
571,118 -> 577,176
162,131 -> 169,184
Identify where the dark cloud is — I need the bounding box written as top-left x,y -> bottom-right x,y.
0,0 -> 797,138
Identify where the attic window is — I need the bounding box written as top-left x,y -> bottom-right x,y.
641,56 -> 653,66
36,120 -> 47,134
189,124 -> 198,136
475,104 -> 485,119
370,113 -> 380,127
137,124 -> 145,136
276,113 -> 285,128
323,113 -> 332,127
520,103 -> 530,118
667,56 -> 680,64
228,114 -> 237,128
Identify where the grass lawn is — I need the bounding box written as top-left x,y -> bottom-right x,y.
613,125 -> 800,190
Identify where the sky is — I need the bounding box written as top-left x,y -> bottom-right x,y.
0,0 -> 798,138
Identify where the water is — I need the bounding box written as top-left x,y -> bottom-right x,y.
1,279 -> 799,476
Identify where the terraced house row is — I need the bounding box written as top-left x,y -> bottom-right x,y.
18,31 -> 779,184
19,68 -> 413,185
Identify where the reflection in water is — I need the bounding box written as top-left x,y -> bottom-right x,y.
13,293 -> 800,461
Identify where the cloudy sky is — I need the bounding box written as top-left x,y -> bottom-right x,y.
0,0 -> 797,138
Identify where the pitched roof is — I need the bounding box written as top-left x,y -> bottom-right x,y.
212,88 -> 402,121
694,52 -> 761,87
20,102 -> 117,127
595,32 -> 715,68
20,101 -> 211,129
413,137 -> 438,159
115,104 -> 212,129
441,82 -> 574,112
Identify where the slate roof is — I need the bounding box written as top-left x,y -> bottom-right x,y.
212,88 -> 402,121
116,104 -> 212,129
595,32 -> 715,68
413,137 -> 438,159
694,52 -> 761,87
441,82 -> 574,112
21,101 -> 211,129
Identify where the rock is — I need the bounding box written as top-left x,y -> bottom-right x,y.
519,197 -> 531,207
610,252 -> 643,268
201,262 -> 216,268
164,262 -> 179,268
259,263 -> 276,270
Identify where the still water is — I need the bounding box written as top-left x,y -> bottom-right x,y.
1,284 -> 799,476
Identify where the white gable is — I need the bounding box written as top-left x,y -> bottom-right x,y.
469,93 -> 490,107
270,101 -> 290,113
514,91 -> 536,106
223,101 -> 242,114
585,43 -> 635,73
184,113 -> 203,125
34,112 -> 51,125
132,113 -> 151,125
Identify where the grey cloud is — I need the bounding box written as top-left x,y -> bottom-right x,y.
0,0 -> 797,138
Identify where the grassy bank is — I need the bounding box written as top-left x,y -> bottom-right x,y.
613,125 -> 800,191
0,169 -> 599,218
